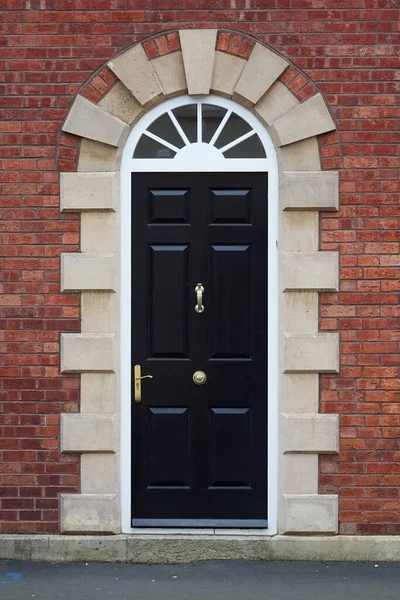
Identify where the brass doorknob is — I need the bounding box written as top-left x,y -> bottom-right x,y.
193,371 -> 207,385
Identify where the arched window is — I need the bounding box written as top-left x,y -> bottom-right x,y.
122,95 -> 276,173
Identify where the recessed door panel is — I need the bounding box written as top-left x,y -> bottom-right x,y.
148,189 -> 189,224
149,244 -> 189,359
210,244 -> 251,360
209,408 -> 252,488
210,189 -> 251,224
146,407 -> 190,488
132,172 -> 267,526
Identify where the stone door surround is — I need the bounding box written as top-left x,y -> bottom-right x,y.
58,28 -> 340,535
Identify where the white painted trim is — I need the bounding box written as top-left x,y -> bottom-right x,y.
120,94 -> 278,536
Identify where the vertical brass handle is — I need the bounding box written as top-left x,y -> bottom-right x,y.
195,283 -> 204,313
134,364 -> 153,403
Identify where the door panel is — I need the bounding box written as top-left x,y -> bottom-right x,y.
149,245 -> 189,358
148,189 -> 190,224
210,244 -> 251,360
209,408 -> 252,488
131,172 -> 268,527
146,407 -> 190,488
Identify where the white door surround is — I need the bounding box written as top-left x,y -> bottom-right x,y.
120,95 -> 278,534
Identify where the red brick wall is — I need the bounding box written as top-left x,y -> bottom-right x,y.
1,1 -> 399,534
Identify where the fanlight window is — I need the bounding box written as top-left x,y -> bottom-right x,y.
133,102 -> 266,160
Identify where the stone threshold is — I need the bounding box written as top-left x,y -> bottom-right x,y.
0,535 -> 399,563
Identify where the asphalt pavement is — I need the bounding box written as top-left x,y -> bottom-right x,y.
0,559 -> 399,600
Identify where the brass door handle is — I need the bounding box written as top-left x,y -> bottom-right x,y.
195,283 -> 204,313
134,364 -> 153,403
193,371 -> 207,385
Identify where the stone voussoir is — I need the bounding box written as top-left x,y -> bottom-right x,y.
179,29 -> 217,95
151,51 -> 187,98
99,81 -> 144,126
271,93 -> 336,147
108,43 -> 163,107
211,51 -> 246,98
254,81 -> 299,127
63,95 -> 129,147
280,251 -> 339,292
234,43 -> 288,106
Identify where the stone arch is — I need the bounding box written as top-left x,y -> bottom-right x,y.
58,28 -> 340,535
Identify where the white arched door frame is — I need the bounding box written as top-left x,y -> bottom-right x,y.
120,94 -> 278,534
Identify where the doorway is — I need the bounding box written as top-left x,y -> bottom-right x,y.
120,96 -> 278,531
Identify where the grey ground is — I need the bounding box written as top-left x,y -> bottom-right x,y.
1,560 -> 399,600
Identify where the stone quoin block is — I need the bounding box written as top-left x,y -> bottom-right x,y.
61,334 -> 116,373
282,333 -> 340,373
61,253 -> 118,292
280,494 -> 338,534
60,413 -> 118,453
280,171 -> 339,211
60,172 -> 119,212
60,494 -> 120,534
281,413 -> 339,454
280,251 -> 339,292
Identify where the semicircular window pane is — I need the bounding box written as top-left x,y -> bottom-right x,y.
223,133 -> 266,158
202,104 -> 228,143
147,113 -> 185,149
134,135 -> 177,159
132,101 -> 267,160
214,113 -> 252,149
172,104 -> 197,143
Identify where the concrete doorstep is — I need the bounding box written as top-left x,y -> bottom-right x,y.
0,535 -> 400,564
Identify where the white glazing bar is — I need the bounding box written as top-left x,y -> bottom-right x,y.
209,109 -> 232,147
168,110 -> 190,146
142,131 -> 181,153
197,102 -> 202,143
219,130 -> 257,154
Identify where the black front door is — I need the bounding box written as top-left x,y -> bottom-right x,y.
131,172 -> 268,527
